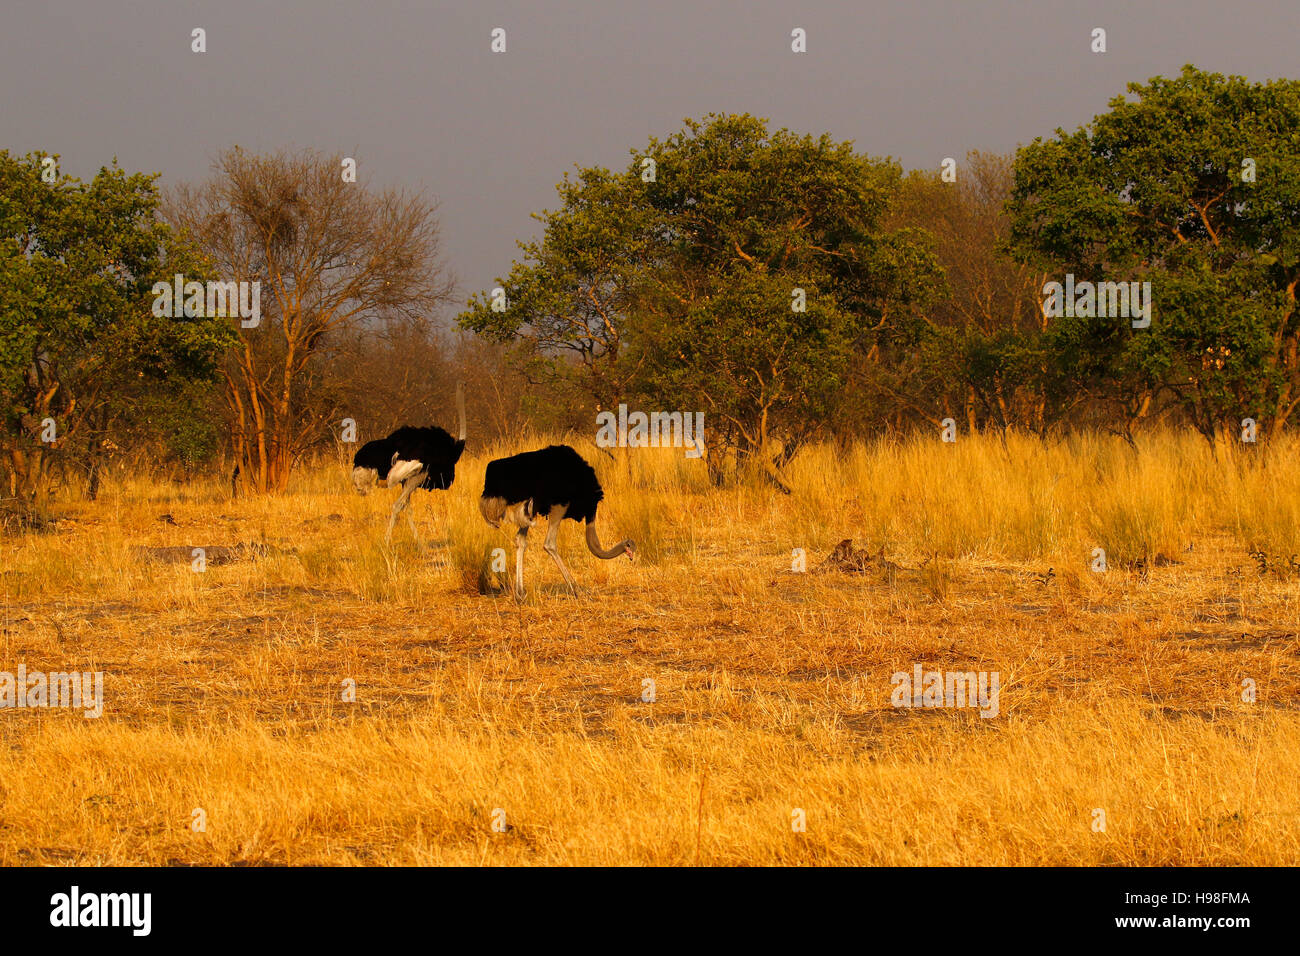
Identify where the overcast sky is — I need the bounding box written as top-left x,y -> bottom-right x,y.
4,0 -> 1298,316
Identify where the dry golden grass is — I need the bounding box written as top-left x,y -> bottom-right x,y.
1,430 -> 1298,865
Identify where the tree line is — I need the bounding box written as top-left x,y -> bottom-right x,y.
2,65 -> 1297,503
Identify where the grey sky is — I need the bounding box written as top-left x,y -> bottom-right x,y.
4,0 -> 1297,316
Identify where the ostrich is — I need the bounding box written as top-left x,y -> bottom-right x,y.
480,444 -> 635,599
351,382 -> 466,544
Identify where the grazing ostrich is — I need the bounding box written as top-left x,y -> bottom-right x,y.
351,382 -> 466,544
479,444 -> 635,599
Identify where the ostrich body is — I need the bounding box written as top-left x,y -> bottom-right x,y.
352,382 -> 466,544
479,444 -> 635,599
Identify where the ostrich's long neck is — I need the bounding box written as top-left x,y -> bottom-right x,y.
586,521 -> 631,559
455,381 -> 466,441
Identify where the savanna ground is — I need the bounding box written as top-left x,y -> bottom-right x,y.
1,431 -> 1298,866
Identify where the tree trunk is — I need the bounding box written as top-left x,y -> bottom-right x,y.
86,456 -> 102,501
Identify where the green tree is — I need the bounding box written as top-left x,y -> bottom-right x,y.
460,114 -> 943,473
459,166 -> 654,408
1007,65 -> 1300,443
0,151 -> 233,502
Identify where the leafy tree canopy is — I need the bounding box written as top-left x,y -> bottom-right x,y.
1008,65 -> 1300,441
0,151 -> 234,500
460,114 -> 943,467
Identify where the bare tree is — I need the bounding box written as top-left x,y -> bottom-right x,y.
886,151 -> 1050,432
167,148 -> 454,492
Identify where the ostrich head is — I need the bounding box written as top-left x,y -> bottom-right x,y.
351,466 -> 383,495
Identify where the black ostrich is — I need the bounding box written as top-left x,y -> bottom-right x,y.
351,382 -> 466,544
479,444 -> 635,599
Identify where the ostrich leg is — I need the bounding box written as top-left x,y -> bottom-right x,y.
543,505 -> 579,594
514,526 -> 529,601
406,497 -> 420,543
386,478 -> 419,545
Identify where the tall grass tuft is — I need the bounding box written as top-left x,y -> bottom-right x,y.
1224,436 -> 1300,557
